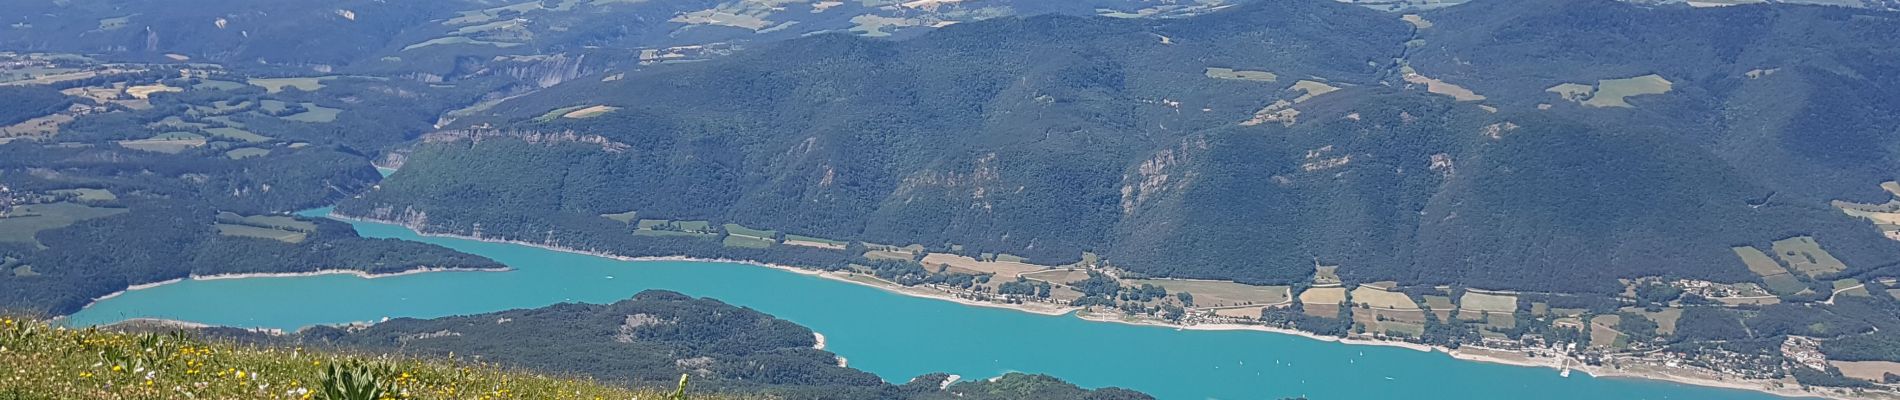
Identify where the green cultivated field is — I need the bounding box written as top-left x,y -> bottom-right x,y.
0,203 -> 129,245
1771,236 -> 1848,278
283,103 -> 342,123
601,210 -> 639,223
51,188 -> 115,201
247,77 -> 329,93
203,127 -> 270,142
215,223 -> 308,243
224,147 -> 270,159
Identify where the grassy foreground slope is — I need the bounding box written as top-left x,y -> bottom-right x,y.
0,317 -> 700,400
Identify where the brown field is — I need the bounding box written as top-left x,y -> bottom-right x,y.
1589,314 -> 1626,349
1400,14 -> 1433,28
1212,306 -> 1266,319
1424,295 -> 1456,320
1401,67 -> 1484,101
1582,74 -> 1672,108
919,253 -> 1047,278
1373,308 -> 1428,324
1021,269 -> 1091,285
1545,83 -> 1595,102
1302,303 -> 1339,319
1132,279 -> 1290,308
1298,287 -> 1347,306
1832,360 -> 1900,382
1459,291 -> 1518,313
1771,236 -> 1848,278
1350,286 -> 1419,310
562,105 -> 619,119
125,84 -> 181,99
863,250 -> 915,261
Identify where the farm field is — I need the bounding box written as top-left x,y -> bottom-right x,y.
248,77 -> 330,93
1622,307 -> 1683,335
600,211 -> 638,223
224,147 -> 270,159
919,253 -> 1047,278
1204,67 -> 1277,82
283,103 -> 342,123
1582,74 -> 1672,108
203,127 -> 270,142
783,234 -> 845,249
117,132 -> 207,153
723,223 -> 776,241
1734,246 -> 1808,295
1458,291 -> 1517,313
1022,269 -> 1092,285
0,203 -> 129,245
1350,285 -> 1419,310
1771,236 -> 1848,278
1589,314 -> 1626,349
215,223 -> 308,243
50,188 -> 115,202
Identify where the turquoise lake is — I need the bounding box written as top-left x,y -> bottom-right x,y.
68,208 -> 1794,400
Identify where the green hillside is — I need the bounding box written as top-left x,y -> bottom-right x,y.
340,0 -> 1900,295
0,316 -> 711,400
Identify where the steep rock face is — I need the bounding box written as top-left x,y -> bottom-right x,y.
496,54 -> 594,88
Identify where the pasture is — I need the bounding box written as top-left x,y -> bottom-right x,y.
1022,269 -> 1092,285
1458,291 -> 1518,313
117,132 -> 206,153
224,147 -> 270,159
783,234 -> 845,250
283,103 -> 342,123
1588,315 -> 1626,349
248,77 -> 330,93
1771,236 -> 1847,278
919,253 -> 1047,278
216,212 -> 317,232
1298,287 -> 1347,306
1583,74 -> 1672,107
1204,67 -> 1278,82
215,224 -> 307,243
1832,361 -> 1900,382
562,105 -> 618,119
203,127 -> 270,142
1350,285 -> 1419,310
600,211 -> 639,223
0,203 -> 129,245
51,188 -> 115,202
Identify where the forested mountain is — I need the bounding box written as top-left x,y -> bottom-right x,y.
259,290 -> 1150,400
0,0 -> 1243,79
340,0 -> 1900,295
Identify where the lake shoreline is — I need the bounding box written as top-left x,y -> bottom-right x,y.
76,211 -> 1875,400
76,266 -> 512,315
